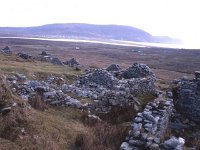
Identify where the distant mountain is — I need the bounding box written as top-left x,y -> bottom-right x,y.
0,23 -> 181,44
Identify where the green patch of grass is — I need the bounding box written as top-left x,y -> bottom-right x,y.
0,53 -> 83,81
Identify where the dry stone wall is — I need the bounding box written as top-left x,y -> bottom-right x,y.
120,97 -> 174,150
173,71 -> 200,123
62,63 -> 157,112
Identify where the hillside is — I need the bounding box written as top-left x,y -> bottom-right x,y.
0,38 -> 199,149
0,23 -> 181,44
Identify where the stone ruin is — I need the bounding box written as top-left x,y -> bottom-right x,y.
62,63 -> 157,112
64,58 -> 80,67
38,52 -> 64,66
40,51 -> 48,56
120,63 -> 155,79
106,64 -> 121,72
6,74 -> 82,108
51,57 -> 64,65
173,71 -> 200,123
17,52 -> 32,60
120,97 -> 176,150
7,63 -> 155,113
1,46 -> 12,55
5,59 -> 199,149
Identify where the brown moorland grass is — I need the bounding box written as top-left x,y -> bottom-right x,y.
0,38 -> 200,149
1,38 -> 200,76
0,78 -> 90,150
0,53 -> 130,150
0,54 -> 89,149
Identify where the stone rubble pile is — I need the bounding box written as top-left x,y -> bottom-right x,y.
17,52 -> 33,60
64,58 -> 80,67
106,64 -> 121,72
162,136 -> 185,150
173,71 -> 200,123
40,51 -> 48,56
51,57 -> 64,65
15,50 -> 81,68
6,74 -> 82,108
119,63 -> 155,79
120,97 -> 174,150
62,63 -> 157,112
1,46 -> 12,55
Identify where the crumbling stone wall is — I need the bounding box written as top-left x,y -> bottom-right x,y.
6,74 -> 82,108
62,63 -> 157,112
173,72 -> 200,123
120,97 -> 173,150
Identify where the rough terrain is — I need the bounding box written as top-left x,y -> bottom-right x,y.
0,38 -> 200,150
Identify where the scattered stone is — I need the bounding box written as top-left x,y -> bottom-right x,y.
65,98 -> 82,108
40,51 -> 48,56
195,71 -> 200,81
17,52 -> 32,59
1,46 -> 12,55
51,58 -> 64,65
120,142 -> 133,150
1,107 -> 12,115
163,136 -> 185,150
15,73 -> 27,82
166,91 -> 173,98
149,143 -> 160,150
6,75 -> 17,82
64,58 -> 79,67
85,114 -> 102,125
106,64 -> 121,72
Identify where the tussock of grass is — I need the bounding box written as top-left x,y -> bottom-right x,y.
74,122 -> 129,150
28,94 -> 48,111
0,76 -> 30,146
27,107 -> 88,149
99,105 -> 137,124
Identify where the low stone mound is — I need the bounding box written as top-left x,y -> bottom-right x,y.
51,58 -> 64,65
78,69 -> 119,89
7,74 -> 82,108
17,52 -> 32,60
121,63 -> 154,79
1,46 -> 12,55
173,71 -> 200,123
64,58 -> 79,67
40,51 -> 48,56
106,64 -> 121,72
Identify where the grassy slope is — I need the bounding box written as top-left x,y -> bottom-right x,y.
0,54 -> 130,150
0,53 -> 81,79
0,54 -> 89,150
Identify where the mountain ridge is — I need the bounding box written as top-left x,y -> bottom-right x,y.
0,23 -> 181,44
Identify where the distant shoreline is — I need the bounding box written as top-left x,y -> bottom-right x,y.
0,36 -> 185,49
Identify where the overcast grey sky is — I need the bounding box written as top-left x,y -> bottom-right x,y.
1,0 -> 200,47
